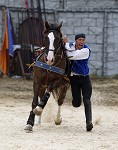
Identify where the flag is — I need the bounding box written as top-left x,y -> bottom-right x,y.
0,9 -> 9,75
7,8 -> 15,57
0,8 -> 15,75
24,0 -> 29,10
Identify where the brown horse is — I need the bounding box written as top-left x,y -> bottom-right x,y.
25,21 -> 69,131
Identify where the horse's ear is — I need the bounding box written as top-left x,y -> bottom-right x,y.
58,21 -> 63,30
45,21 -> 50,29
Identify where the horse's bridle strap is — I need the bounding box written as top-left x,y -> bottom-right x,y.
34,60 -> 65,75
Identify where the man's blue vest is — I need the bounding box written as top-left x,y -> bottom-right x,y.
69,43 -> 91,76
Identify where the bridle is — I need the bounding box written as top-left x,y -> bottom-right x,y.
45,29 -> 62,53
34,28 -> 65,75
43,29 -> 64,64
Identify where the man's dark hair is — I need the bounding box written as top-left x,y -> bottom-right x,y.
75,33 -> 86,41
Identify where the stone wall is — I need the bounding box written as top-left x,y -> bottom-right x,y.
0,0 -> 118,76
1,0 -> 118,9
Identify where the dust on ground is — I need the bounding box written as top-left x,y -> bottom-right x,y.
0,77 -> 118,150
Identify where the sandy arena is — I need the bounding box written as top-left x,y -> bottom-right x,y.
0,77 -> 118,150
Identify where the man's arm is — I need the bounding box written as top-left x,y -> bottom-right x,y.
66,46 -> 89,60
63,37 -> 90,60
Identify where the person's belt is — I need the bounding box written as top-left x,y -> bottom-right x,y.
71,72 -> 89,77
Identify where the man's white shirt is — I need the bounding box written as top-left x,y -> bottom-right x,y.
65,43 -> 89,60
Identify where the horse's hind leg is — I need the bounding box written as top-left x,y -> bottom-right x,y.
55,87 -> 67,125
34,115 -> 41,125
55,105 -> 62,125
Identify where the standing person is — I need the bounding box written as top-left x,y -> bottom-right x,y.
63,33 -> 93,131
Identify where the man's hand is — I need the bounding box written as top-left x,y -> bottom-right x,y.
63,37 -> 68,44
62,31 -> 68,43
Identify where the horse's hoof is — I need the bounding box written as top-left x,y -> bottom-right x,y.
55,118 -> 62,125
24,124 -> 33,131
33,106 -> 43,116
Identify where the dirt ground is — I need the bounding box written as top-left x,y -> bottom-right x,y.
0,77 -> 118,150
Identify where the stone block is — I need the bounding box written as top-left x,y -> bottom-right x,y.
82,18 -> 96,26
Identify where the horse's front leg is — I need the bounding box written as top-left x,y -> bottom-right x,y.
33,91 -> 50,116
24,78 -> 39,131
24,93 -> 38,131
33,80 -> 60,116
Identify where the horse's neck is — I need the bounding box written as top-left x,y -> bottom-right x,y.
54,47 -> 66,65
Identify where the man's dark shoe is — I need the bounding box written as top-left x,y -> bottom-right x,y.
86,123 -> 93,131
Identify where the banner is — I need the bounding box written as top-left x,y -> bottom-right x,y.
0,9 -> 9,75
0,8 -> 15,75
7,8 -> 15,57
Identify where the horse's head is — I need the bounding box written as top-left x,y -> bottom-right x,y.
43,21 -> 63,65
